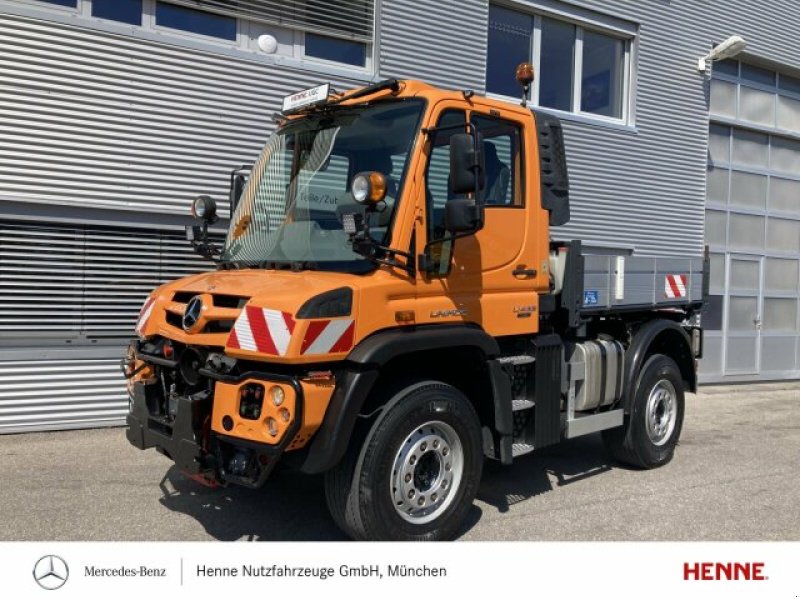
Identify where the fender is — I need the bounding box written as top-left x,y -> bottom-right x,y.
622,319 -> 695,413
300,324 -> 504,474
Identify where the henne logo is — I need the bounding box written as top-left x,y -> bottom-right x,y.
33,555 -> 69,590
683,561 -> 767,581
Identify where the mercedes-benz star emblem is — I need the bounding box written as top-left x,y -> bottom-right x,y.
33,555 -> 69,590
183,295 -> 203,331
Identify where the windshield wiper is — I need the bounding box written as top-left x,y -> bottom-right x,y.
257,260 -> 318,272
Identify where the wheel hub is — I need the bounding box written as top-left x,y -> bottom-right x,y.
391,421 -> 463,525
645,379 -> 677,446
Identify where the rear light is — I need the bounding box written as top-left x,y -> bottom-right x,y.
162,341 -> 174,359
239,383 -> 264,420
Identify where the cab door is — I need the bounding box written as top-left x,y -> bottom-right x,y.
414,102 -> 548,336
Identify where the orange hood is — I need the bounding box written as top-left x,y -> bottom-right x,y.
136,268 -> 366,363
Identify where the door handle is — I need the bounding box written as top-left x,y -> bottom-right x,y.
512,266 -> 537,278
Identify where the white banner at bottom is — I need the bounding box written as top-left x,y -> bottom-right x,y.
3,542 -> 797,599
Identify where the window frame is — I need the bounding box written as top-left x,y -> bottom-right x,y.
90,0 -> 143,27
300,31 -> 372,73
150,1 -> 240,45
470,112 -> 525,209
18,0 -> 80,12
487,2 -> 636,127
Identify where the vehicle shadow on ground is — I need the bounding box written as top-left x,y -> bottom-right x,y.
472,434 -> 614,516
158,467 -> 347,541
158,434 -> 613,541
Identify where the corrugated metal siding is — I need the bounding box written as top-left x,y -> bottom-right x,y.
379,0 -> 488,91
0,220 -> 225,432
4,0 -> 800,434
0,358 -> 127,433
0,12 -> 366,216
0,221 -> 218,339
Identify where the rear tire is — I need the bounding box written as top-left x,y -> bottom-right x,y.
602,354 -> 685,469
324,380 -> 483,541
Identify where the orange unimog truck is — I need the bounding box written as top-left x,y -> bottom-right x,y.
124,66 -> 706,541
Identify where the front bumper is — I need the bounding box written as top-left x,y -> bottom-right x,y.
126,371 -> 304,488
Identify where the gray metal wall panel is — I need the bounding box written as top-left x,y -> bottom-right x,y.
0,358 -> 126,433
0,12 -> 365,217
379,0 -> 488,91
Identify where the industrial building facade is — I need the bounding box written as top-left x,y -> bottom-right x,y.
0,0 -> 798,433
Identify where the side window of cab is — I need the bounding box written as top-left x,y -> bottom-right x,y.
471,114 -> 524,207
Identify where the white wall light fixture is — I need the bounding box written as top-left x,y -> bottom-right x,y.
697,35 -> 748,72
257,34 -> 279,54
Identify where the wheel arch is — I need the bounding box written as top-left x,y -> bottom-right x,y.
300,324 -> 503,474
622,319 -> 695,414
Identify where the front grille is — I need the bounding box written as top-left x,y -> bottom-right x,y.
167,291 -> 249,335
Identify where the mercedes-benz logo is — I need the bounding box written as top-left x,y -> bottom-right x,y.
33,555 -> 69,590
183,295 -> 204,331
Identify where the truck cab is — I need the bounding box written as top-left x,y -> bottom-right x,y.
125,73 -> 704,541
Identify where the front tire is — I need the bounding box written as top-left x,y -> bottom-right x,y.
602,354 -> 685,468
324,381 -> 483,541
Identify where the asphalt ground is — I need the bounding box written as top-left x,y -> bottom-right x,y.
0,383 -> 798,541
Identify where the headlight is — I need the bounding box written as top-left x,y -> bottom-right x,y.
351,174 -> 369,203
270,385 -> 285,406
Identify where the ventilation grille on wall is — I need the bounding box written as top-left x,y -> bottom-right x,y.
163,0 -> 374,41
0,221 -> 219,341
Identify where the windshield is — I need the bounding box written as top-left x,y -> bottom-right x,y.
221,99 -> 424,270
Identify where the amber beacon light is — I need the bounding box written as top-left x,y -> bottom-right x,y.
515,62 -> 535,107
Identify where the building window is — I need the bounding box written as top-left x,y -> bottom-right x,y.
712,60 -> 800,136
25,0 -> 375,70
92,0 -> 142,25
539,18 -> 575,112
486,6 -> 533,98
486,3 -> 633,122
305,33 -> 366,67
36,0 -> 77,6
155,1 -> 237,41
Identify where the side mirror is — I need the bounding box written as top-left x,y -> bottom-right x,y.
229,165 -> 251,215
445,198 -> 482,233
449,132 -> 484,195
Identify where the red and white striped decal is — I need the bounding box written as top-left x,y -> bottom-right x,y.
301,319 -> 355,355
665,274 -> 688,299
135,296 -> 156,337
227,306 -> 296,356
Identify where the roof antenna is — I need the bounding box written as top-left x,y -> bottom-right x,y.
515,63 -> 535,108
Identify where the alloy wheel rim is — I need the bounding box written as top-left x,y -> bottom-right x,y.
390,420 -> 464,524
645,379 -> 678,446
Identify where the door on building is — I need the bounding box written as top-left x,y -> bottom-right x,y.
724,255 -> 762,375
